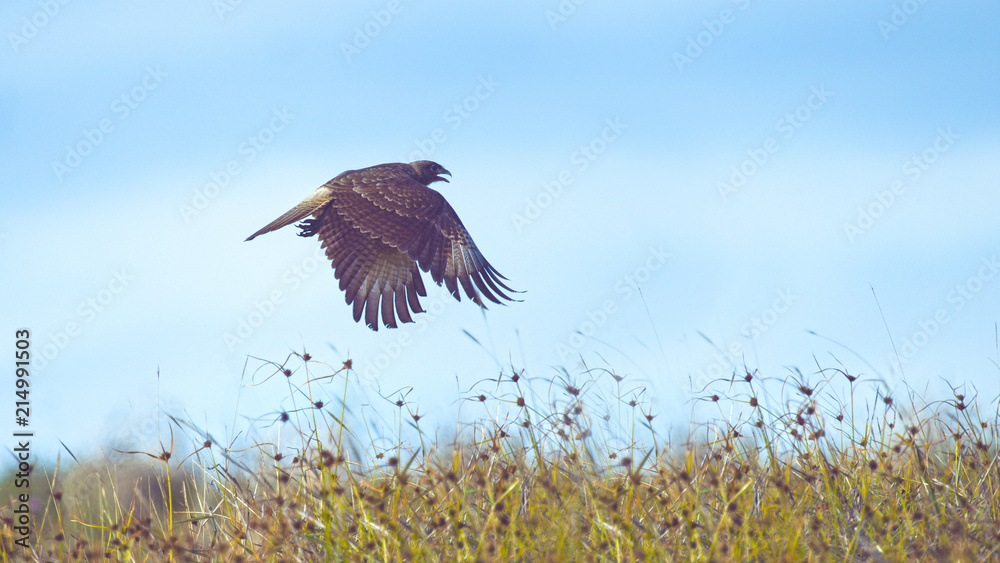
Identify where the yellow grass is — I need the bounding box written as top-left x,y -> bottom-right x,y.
2,351 -> 999,562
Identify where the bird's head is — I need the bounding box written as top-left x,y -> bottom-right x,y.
410,160 -> 451,185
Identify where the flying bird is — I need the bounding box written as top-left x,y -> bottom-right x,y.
246,161 -> 517,331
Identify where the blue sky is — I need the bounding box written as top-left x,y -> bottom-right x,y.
2,1 -> 999,464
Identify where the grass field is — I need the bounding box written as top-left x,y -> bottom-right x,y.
3,351 -> 999,562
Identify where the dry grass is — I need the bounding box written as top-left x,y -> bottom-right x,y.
2,352 -> 999,562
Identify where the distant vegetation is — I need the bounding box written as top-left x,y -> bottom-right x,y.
2,351 -> 998,561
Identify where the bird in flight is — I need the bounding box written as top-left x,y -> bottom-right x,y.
246,161 -> 517,331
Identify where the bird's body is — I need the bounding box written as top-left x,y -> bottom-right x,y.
246,161 -> 516,330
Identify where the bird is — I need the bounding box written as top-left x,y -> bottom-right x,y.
245,160 -> 518,331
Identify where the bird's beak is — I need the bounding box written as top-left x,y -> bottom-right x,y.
440,169 -> 451,183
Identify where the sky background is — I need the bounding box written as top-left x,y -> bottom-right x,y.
2,1 -> 999,466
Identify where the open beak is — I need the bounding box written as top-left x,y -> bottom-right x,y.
439,169 -> 451,183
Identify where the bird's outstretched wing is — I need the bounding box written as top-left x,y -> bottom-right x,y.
330,168 -> 517,307
301,205 -> 426,331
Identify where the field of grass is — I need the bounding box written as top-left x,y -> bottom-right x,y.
2,351 -> 999,562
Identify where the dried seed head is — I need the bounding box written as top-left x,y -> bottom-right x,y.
320,450 -> 335,467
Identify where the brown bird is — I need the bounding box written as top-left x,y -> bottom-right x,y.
246,161 -> 517,330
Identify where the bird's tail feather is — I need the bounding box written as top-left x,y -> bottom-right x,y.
245,196 -> 328,241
